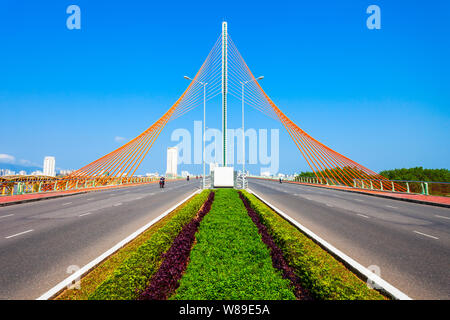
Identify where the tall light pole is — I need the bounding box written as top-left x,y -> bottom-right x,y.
184,76 -> 207,189
240,76 -> 263,184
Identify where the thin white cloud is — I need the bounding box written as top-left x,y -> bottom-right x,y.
0,154 -> 15,163
114,136 -> 125,143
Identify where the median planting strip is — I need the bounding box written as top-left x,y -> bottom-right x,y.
173,189 -> 296,300
139,191 -> 215,300
56,188 -> 389,300
240,190 -> 386,300
238,191 -> 312,300
56,190 -> 210,300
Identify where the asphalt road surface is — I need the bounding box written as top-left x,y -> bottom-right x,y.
0,179 -> 199,299
248,178 -> 450,299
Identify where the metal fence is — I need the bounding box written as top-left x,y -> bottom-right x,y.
0,176 -> 162,197
257,175 -> 449,197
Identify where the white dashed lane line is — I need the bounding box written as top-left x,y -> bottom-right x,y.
386,205 -> 398,209
79,212 -> 93,217
413,230 -> 439,240
113,203 -> 122,207
0,214 -> 14,219
62,202 -> 72,206
357,213 -> 370,219
5,229 -> 34,239
435,215 -> 450,220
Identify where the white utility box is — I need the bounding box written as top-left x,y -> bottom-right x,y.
213,167 -> 234,188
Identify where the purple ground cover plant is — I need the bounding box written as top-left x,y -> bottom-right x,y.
238,191 -> 312,300
139,191 -> 215,300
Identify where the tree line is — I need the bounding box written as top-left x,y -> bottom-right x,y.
296,167 -> 450,183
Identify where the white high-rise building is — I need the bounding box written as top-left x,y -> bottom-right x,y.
43,156 -> 56,177
166,147 -> 178,177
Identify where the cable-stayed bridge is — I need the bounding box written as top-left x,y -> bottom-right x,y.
64,21 -> 403,192
0,22 -> 449,300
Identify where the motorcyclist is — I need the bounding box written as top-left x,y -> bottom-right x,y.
159,177 -> 165,188
279,178 -> 282,184
187,175 -> 190,181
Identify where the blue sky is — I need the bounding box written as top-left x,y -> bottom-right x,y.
0,0 -> 449,175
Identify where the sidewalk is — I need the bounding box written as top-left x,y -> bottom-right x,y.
0,181 -> 158,207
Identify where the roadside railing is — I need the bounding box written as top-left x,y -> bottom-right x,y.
250,175 -> 449,197
235,173 -> 248,190
353,179 -> 449,197
0,176 -> 165,197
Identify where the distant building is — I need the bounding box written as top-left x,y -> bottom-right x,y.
2,169 -> 16,176
145,172 -> 159,177
31,170 -> 43,176
260,170 -> 271,177
59,170 -> 73,176
43,156 -> 56,177
166,147 -> 178,177
18,170 -> 27,175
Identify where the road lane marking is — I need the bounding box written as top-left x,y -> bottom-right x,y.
37,189 -> 201,300
386,205 -> 397,209
357,213 -> 370,219
353,199 -> 364,202
5,229 -> 34,239
413,230 -> 439,240
435,215 -> 450,220
247,189 -> 412,300
79,212 -> 93,217
62,202 -> 72,206
86,198 -> 94,201
0,214 -> 14,219
326,204 -> 334,207
113,203 -> 122,207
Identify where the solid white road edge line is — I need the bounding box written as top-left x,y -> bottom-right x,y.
36,189 -> 201,300
247,188 -> 412,300
413,230 -> 439,240
5,229 -> 34,239
79,212 -> 93,217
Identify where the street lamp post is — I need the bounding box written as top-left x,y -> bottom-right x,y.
184,76 -> 207,189
240,76 -> 263,187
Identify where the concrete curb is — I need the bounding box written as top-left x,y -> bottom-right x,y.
261,179 -> 450,209
248,188 -> 412,300
36,189 -> 201,300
